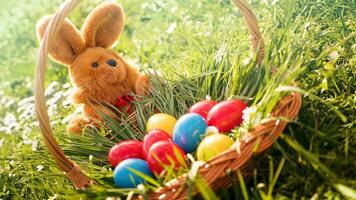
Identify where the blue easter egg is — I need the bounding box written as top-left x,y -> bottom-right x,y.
173,113 -> 208,153
113,158 -> 154,188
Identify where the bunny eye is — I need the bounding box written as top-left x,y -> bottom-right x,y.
92,62 -> 99,68
107,59 -> 117,67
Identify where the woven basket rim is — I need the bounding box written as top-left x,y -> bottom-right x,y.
34,0 -> 302,198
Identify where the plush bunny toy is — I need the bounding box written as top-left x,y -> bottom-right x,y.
36,2 -> 150,134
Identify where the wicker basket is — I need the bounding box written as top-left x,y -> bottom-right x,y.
35,0 -> 302,199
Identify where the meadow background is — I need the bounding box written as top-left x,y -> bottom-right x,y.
0,0 -> 355,199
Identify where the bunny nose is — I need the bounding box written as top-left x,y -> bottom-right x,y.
107,59 -> 117,67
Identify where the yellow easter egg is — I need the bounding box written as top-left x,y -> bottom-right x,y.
197,134 -> 234,161
146,113 -> 177,136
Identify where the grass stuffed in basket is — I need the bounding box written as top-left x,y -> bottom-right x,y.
34,0 -> 303,199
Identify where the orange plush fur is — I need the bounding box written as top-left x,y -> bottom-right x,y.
36,2 -> 150,134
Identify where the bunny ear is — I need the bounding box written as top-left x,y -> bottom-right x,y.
81,2 -> 125,48
36,16 -> 86,65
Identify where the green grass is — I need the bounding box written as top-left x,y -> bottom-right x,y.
0,0 -> 355,199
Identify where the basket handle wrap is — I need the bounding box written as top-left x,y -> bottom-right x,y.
35,0 -> 269,191
35,0 -> 90,189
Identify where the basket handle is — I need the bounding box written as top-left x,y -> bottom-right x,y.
34,0 -> 264,189
34,0 -> 90,189
231,0 -> 265,62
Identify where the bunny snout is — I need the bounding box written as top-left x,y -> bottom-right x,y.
98,58 -> 126,84
99,67 -> 121,83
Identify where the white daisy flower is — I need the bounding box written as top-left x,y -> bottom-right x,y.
37,165 -> 44,172
242,106 -> 262,128
205,126 -> 219,135
167,22 -> 177,34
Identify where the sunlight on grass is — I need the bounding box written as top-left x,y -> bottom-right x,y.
0,0 -> 355,199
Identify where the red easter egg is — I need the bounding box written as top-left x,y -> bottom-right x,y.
143,129 -> 172,158
206,99 -> 247,132
189,100 -> 218,119
147,141 -> 187,175
108,140 -> 145,167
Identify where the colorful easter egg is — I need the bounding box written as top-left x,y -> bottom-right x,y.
143,129 -> 172,157
147,141 -> 187,175
189,100 -> 218,119
113,158 -> 154,188
206,99 -> 247,132
173,113 -> 208,153
108,140 -> 145,167
146,113 -> 177,136
197,134 -> 234,161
